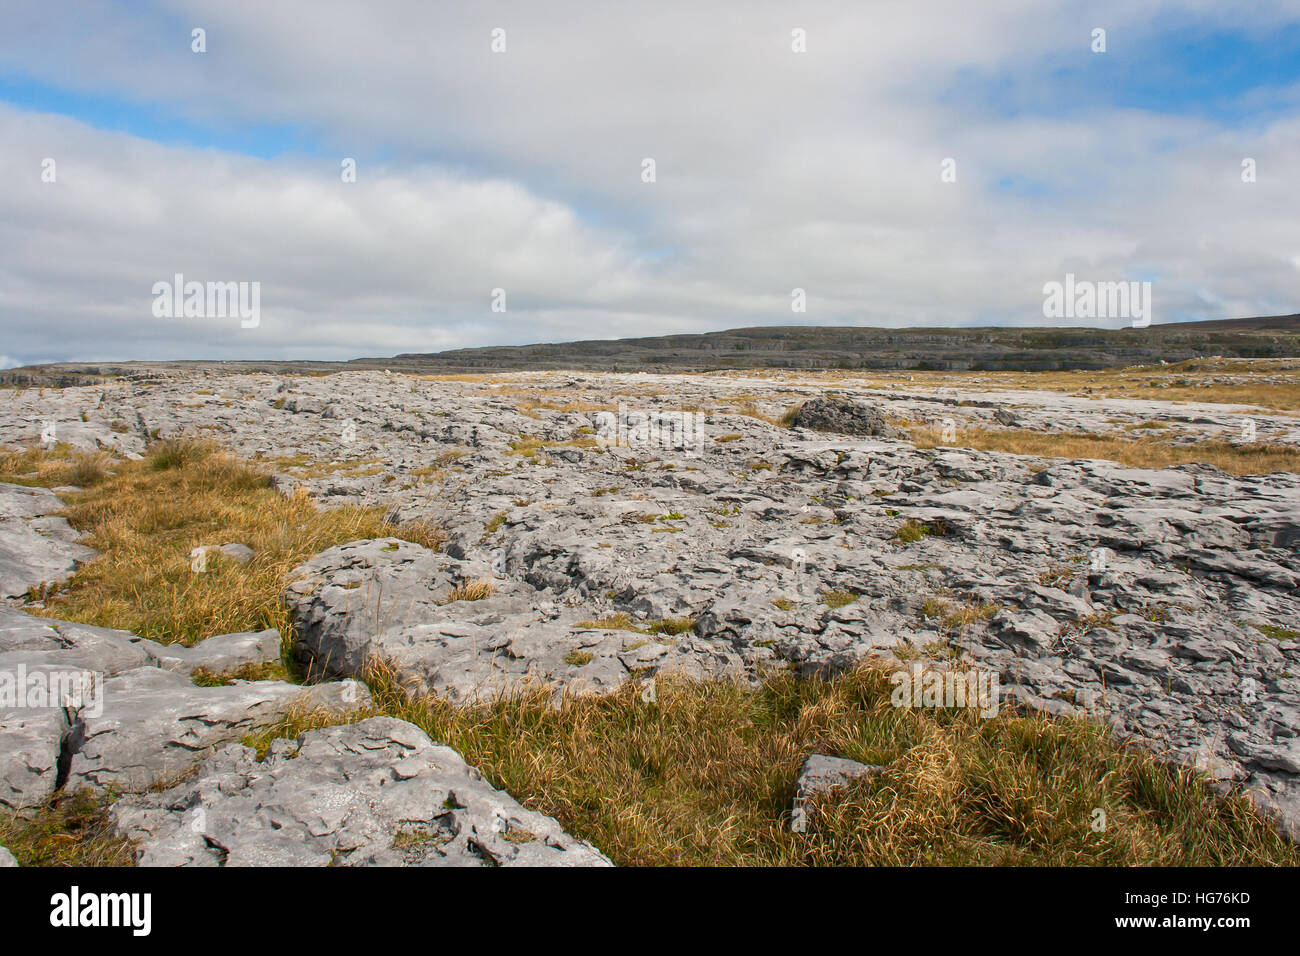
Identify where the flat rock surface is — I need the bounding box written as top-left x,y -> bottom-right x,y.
112,716 -> 612,867
0,604 -> 368,810
0,483 -> 96,599
0,684 -> 75,810
4,368 -> 1300,838
66,666 -> 369,795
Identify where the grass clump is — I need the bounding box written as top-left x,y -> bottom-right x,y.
64,453 -> 111,487
894,519 -> 947,543
919,596 -> 1000,634
648,617 -> 696,636
576,613 -> 640,631
443,579 -> 496,603
1248,622 -> 1300,641
0,445 -> 107,488
190,660 -> 289,686
820,590 -> 858,609
149,437 -> 216,471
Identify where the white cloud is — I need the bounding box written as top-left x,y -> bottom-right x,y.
0,1 -> 1298,362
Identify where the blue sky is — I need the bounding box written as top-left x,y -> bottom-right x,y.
1,0 -> 1297,364
0,73 -> 321,158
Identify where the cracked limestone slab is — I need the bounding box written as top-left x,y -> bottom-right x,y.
66,667 -> 371,795
111,716 -> 613,867
0,483 -> 96,599
0,685 -> 78,810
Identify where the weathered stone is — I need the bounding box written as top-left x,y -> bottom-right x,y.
790,754 -> 883,832
789,397 -> 902,438
0,606 -> 154,676
189,542 -> 254,569
0,692 -> 74,810
0,846 -> 17,867
66,668 -> 370,795
0,606 -> 367,805
0,483 -> 96,599
111,716 -> 612,867
145,628 -> 282,677
797,754 -> 881,794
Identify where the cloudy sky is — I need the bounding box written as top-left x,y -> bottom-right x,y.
2,0 -> 1298,365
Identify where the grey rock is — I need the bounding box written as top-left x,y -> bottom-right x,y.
0,605 -> 367,804
0,690 -> 75,810
0,483 -> 96,599
797,754 -> 881,794
145,629 -> 282,677
790,397 -> 902,438
790,754 -> 882,832
0,846 -> 16,867
111,716 -> 612,867
66,668 -> 370,795
0,606 -> 155,676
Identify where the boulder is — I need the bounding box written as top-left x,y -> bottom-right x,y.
789,397 -> 902,438
790,754 -> 883,832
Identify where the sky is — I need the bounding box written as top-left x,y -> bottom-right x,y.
1,0 -> 1298,365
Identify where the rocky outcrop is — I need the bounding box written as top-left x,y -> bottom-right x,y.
0,483 -> 96,599
111,717 -> 612,867
4,366 -> 1300,844
0,605 -> 367,811
283,537 -> 744,704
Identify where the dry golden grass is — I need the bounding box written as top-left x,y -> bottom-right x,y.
576,612 -> 639,631
0,791 -> 134,866
907,424 -> 1300,475
732,400 -> 802,427
0,443 -> 109,487
918,596 -> 1001,634
0,441 -> 446,650
443,579 -> 496,603
417,373 -> 500,383
240,660 -> 1300,867
516,396 -> 614,415
262,455 -> 387,478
